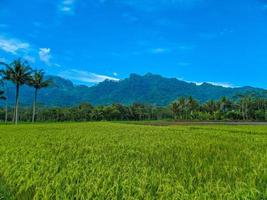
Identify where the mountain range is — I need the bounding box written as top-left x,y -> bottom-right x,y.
3,73 -> 267,107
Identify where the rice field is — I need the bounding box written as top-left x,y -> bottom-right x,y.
0,123 -> 266,199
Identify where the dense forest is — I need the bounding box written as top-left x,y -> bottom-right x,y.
0,59 -> 267,123
0,95 -> 267,123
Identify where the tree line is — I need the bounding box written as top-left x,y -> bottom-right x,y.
0,59 -> 266,123
171,96 -> 267,121
0,96 -> 266,123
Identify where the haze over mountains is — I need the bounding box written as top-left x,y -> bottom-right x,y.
4,73 -> 267,107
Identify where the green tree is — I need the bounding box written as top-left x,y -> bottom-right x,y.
187,96 -> 199,119
28,69 -> 51,123
171,97 -> 189,120
0,80 -> 7,120
1,59 -> 32,124
171,101 -> 179,119
177,97 -> 186,119
0,62 -> 9,123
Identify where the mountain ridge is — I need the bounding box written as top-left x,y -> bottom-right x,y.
2,73 -> 266,107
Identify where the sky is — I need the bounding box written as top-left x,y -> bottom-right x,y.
0,0 -> 267,88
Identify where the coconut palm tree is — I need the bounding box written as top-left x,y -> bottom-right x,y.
0,62 -> 9,123
1,59 -> 32,124
0,90 -> 6,118
28,69 -> 51,123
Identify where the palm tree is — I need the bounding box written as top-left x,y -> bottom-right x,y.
1,59 -> 32,124
171,101 -> 179,120
187,96 -> 199,119
0,90 -> 6,118
0,62 -> 9,123
28,69 -> 51,123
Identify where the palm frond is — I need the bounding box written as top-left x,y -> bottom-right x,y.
29,69 -> 52,89
5,58 -> 32,85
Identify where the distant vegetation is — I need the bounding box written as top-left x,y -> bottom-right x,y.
0,123 -> 266,199
0,58 -> 267,123
0,96 -> 266,123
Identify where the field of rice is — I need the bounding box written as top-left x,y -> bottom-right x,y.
0,123 -> 266,199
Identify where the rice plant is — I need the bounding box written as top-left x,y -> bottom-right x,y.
0,123 -> 266,199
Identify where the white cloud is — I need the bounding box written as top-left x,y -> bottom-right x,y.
54,63 -> 61,67
130,41 -> 195,56
179,77 -> 235,88
59,0 -> 76,14
0,36 -> 30,54
0,36 -> 55,66
150,48 -> 168,54
61,6 -> 71,12
205,82 -> 234,88
60,69 -> 120,84
39,48 -> 51,65
132,47 -> 170,55
190,81 -> 234,88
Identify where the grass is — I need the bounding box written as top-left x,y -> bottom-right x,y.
0,122 -> 266,199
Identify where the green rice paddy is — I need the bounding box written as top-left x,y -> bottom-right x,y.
0,123 -> 266,199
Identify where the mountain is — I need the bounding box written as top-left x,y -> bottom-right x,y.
2,73 -> 267,107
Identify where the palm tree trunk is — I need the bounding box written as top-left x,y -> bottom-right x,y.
241,103 -> 245,120
12,108 -> 15,123
5,99 -> 8,124
245,102 -> 248,120
32,89 -> 37,123
4,82 -> 8,124
15,84 -> 20,125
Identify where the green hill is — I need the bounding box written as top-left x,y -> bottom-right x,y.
3,73 -> 267,106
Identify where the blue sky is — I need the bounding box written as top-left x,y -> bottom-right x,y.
0,0 -> 267,88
